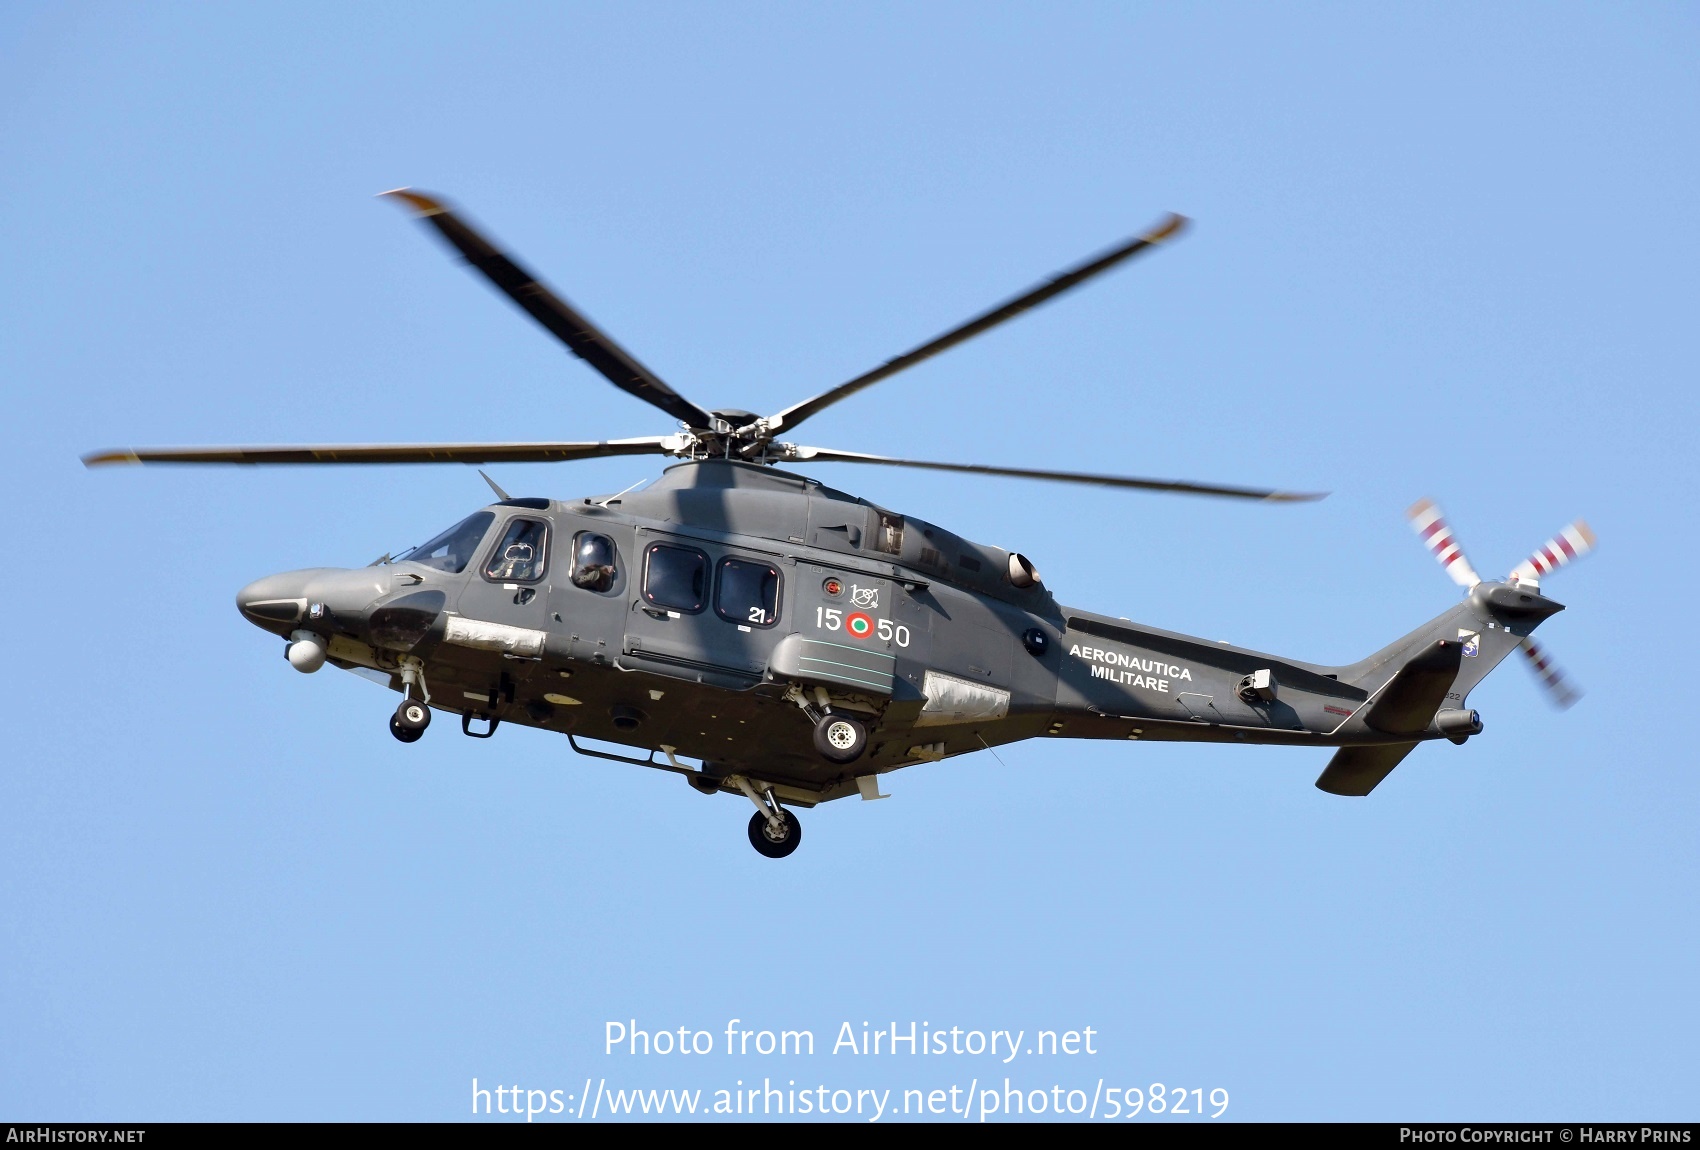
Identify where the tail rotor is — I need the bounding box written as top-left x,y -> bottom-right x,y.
1406,499 -> 1594,710
1508,521 -> 1597,593
1407,498 -> 1482,588
1519,636 -> 1582,710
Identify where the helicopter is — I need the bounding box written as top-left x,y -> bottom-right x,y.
84,191 -> 1593,857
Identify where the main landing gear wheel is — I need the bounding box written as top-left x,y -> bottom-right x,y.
813,713 -> 866,764
391,698 -> 431,742
748,809 -> 803,859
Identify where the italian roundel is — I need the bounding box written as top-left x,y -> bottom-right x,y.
845,612 -> 875,639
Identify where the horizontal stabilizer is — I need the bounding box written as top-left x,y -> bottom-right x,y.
1315,742 -> 1420,796
1363,639 -> 1464,736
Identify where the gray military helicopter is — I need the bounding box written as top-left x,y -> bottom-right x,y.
84,191 -> 1592,857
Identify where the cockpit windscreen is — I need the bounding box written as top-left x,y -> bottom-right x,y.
399,511 -> 495,573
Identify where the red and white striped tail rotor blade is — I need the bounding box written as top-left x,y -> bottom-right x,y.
1407,498 -> 1481,588
1509,520 -> 1596,591
1520,637 -> 1582,710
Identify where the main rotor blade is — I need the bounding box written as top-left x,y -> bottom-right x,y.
82,437 -> 675,467
780,446 -> 1324,502
763,214 -> 1188,435
382,189 -> 718,430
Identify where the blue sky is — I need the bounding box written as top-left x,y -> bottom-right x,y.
2,2 -> 1695,1122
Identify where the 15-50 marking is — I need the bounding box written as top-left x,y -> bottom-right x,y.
816,606 -> 910,647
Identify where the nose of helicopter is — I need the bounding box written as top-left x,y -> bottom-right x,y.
236,567 -> 392,636
237,570 -> 315,635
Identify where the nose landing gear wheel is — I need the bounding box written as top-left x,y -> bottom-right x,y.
748,809 -> 802,859
812,713 -> 867,764
391,698 -> 431,742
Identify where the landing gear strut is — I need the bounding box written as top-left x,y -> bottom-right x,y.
390,658 -> 432,743
731,775 -> 803,858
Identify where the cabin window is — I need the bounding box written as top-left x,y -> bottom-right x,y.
643,543 -> 708,613
401,511 -> 495,574
483,518 -> 549,583
571,532 -> 620,593
716,557 -> 781,628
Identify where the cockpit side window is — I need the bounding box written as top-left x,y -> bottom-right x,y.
571,531 -> 620,593
483,518 -> 549,583
400,511 -> 495,574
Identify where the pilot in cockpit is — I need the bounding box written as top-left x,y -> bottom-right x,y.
490,542 -> 534,580
484,519 -> 547,582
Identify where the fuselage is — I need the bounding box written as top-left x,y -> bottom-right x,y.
235,460 -> 1545,805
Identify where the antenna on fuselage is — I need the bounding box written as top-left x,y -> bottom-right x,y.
595,476 -> 652,507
